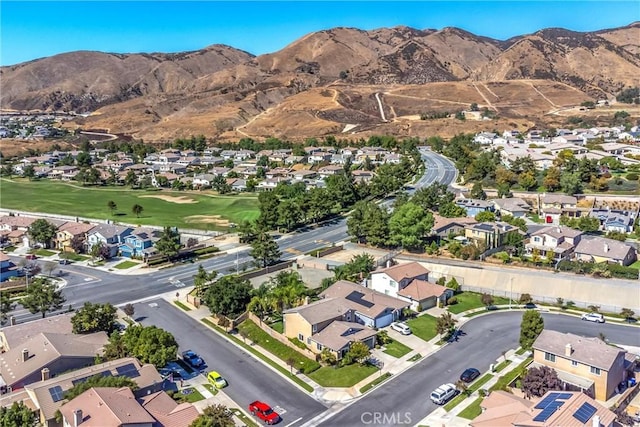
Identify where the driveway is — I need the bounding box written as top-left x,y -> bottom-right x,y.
132,299 -> 326,426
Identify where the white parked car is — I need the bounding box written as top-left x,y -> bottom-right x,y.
430,383 -> 457,405
390,321 -> 411,335
581,313 -> 605,323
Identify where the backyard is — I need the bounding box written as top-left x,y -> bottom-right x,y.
0,178 -> 259,230
447,292 -> 512,314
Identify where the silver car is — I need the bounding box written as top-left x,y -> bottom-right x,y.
581,313 -> 605,323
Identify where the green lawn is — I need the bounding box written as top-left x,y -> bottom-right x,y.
458,397 -> 484,420
202,383 -> 219,395
308,363 -> 378,387
448,292 -> 511,314
237,320 -> 320,374
406,314 -> 438,342
489,357 -> 532,392
359,372 -> 392,393
629,260 -> 640,269
61,253 -> 90,261
269,320 -> 284,334
383,340 -> 412,358
444,373 -> 493,411
174,300 -> 192,311
175,387 -> 205,403
34,249 -> 57,257
494,359 -> 512,373
113,260 -> 139,269
0,178 -> 259,230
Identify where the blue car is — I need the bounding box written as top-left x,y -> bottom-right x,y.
181,350 -> 204,368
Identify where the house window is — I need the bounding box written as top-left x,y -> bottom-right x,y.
307,337 -> 311,345
312,324 -> 317,333
298,334 -> 304,341
571,360 -> 578,367
316,343 -> 322,351
544,352 -> 556,362
590,366 -> 601,375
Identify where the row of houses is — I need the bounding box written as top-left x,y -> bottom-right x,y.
10,145 -> 400,190
0,314 -> 200,427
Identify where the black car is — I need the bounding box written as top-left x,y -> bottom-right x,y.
460,368 -> 481,383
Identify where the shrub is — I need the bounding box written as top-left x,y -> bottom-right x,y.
447,296 -> 458,305
626,172 -> 639,181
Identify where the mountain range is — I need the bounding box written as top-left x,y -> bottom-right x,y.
1,22 -> 639,142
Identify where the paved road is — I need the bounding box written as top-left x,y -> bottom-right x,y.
133,299 -> 326,426
10,150 -> 458,324
316,311 -> 640,427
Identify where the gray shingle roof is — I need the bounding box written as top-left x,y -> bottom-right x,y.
574,236 -> 635,261
532,330 -> 624,371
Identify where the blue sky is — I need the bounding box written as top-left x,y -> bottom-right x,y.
1,1 -> 638,66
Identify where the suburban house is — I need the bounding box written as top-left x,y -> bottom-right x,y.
0,252 -> 19,282
59,386 -> 200,427
574,236 -> 637,266
532,330 -> 637,401
118,227 -> 161,258
589,208 -> 636,233
0,215 -> 36,246
464,222 -> 521,249
455,198 -> 494,217
540,195 -> 579,225
0,331 -> 108,391
470,390 -> 616,427
491,198 -> 532,218
54,221 -> 95,252
396,280 -> 453,311
86,224 -> 133,258
429,216 -> 477,241
11,358 -> 165,427
0,313 -> 74,352
283,280 -> 408,360
370,262 -> 430,298
525,226 -> 583,262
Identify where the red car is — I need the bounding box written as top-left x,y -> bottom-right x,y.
249,400 -> 280,425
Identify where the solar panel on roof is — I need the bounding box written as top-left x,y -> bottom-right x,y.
345,291 -> 374,308
115,363 -> 140,378
535,392 -> 561,409
49,385 -> 64,402
573,402 -> 597,423
533,401 -> 565,422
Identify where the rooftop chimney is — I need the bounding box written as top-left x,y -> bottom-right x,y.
565,343 -> 572,357
73,409 -> 83,427
41,368 -> 50,381
556,227 -> 561,233
592,414 -> 600,427
604,244 -> 609,253
21,348 -> 28,362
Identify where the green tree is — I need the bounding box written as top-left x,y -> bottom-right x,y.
155,226 -> 182,261
21,278 -> 66,318
411,183 -> 454,211
123,303 -> 135,318
519,309 -> 544,350
22,164 -> 36,180
64,375 -> 137,401
518,293 -> 533,305
247,285 -> 276,323
0,402 -> 38,427
345,341 -> 371,365
250,230 -> 281,268
237,220 -> 258,244
204,275 -> 253,317
334,253 -> 376,282
469,182 -> 487,200
436,312 -> 458,339
388,202 -> 434,250
620,308 -> 635,323
481,293 -> 494,308
320,348 -> 337,365
439,202 -> 467,218
560,172 -> 583,195
124,170 -> 137,187
543,167 -> 562,191
27,218 -> 58,248
518,171 -> 538,191
103,325 -> 178,368
193,264 -> 217,296
131,204 -> 144,218
71,302 -> 117,334
0,292 -> 15,325
475,211 -> 496,222
190,405 -> 235,427
446,277 -> 460,293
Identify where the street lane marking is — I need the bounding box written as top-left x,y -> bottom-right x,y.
284,417 -> 302,427
274,406 -> 287,415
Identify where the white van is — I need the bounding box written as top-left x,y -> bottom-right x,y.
430,383 -> 457,405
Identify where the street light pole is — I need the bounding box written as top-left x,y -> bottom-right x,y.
509,277 -> 513,309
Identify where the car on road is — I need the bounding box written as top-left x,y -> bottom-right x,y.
430,383 -> 457,405
460,368 -> 480,383
58,259 -> 71,265
207,371 -> 228,389
181,350 -> 204,368
581,313 -> 605,323
249,400 -> 280,424
25,254 -> 37,260
390,321 -> 412,335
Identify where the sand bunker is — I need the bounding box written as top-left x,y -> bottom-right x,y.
140,195 -> 198,204
184,215 -> 230,227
